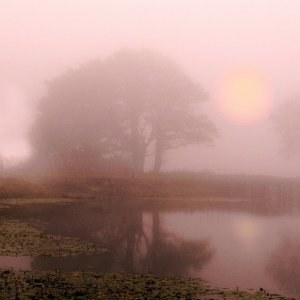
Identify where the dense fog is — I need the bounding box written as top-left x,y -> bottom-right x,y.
1,0 -> 300,176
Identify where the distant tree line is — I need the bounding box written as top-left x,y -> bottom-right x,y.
30,49 -> 217,174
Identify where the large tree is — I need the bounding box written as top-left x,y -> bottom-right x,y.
104,49 -> 217,172
31,49 -> 217,173
30,60 -> 123,173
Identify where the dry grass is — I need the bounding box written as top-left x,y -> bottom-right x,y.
0,177 -> 59,199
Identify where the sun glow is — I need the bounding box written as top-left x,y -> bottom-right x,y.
216,68 -> 271,123
235,218 -> 258,241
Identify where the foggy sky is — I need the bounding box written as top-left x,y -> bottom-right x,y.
1,0 -> 300,176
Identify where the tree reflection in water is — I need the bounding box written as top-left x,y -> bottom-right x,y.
31,203 -> 214,277
142,209 -> 213,276
266,238 -> 300,296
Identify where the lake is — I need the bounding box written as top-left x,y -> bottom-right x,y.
1,198 -> 299,298
161,209 -> 300,297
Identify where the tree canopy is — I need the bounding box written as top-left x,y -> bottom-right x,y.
31,49 -> 217,173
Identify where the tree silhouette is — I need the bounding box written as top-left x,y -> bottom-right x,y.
31,203 -> 214,276
31,49 -> 217,173
30,60 -> 124,173
103,49 -> 217,172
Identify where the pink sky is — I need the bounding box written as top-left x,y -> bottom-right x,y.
1,0 -> 300,175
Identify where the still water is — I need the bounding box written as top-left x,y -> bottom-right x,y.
161,210 -> 300,297
1,200 -> 300,298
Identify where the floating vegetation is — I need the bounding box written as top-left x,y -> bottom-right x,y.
0,221 -> 106,256
0,269 -> 294,300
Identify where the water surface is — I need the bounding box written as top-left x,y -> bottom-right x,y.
1,199 -> 300,298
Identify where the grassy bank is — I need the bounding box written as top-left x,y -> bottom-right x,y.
2,172 -> 300,202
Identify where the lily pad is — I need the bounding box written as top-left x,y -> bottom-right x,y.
0,220 -> 106,256
0,269 -> 293,300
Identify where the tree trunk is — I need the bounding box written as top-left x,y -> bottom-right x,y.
132,147 -> 145,173
151,208 -> 160,265
130,113 -> 146,173
153,138 -> 163,173
152,209 -> 160,245
124,211 -> 143,272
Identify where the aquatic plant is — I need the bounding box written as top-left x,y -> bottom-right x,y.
0,269 -> 294,300
0,221 -> 106,256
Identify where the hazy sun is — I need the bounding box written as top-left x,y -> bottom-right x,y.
216,68 -> 271,123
